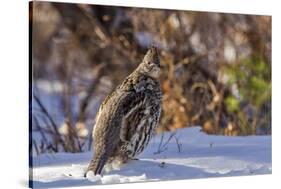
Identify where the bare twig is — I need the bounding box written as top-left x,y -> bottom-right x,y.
33,94 -> 67,151
33,139 -> 40,156
154,132 -> 176,154
78,63 -> 106,123
174,136 -> 182,153
33,116 -> 49,144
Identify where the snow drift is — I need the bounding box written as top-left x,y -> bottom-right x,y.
31,126 -> 272,188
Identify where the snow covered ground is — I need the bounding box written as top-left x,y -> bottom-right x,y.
31,127 -> 272,188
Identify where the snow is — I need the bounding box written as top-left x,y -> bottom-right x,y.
31,127 -> 271,188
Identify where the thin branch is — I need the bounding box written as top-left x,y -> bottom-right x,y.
78,63 -> 106,123
174,136 -> 182,153
154,132 -> 176,154
32,139 -> 40,156
33,116 -> 48,144
33,94 -> 67,151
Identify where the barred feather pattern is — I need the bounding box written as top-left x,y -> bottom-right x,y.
117,77 -> 162,159
86,46 -> 162,176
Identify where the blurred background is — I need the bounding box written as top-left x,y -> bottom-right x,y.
30,1 -> 271,155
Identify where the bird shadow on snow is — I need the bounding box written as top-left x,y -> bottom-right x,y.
32,159 -> 218,188
109,159 -> 218,180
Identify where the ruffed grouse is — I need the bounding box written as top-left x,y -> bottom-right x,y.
86,46 -> 162,176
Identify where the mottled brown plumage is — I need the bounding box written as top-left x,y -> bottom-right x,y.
86,46 -> 162,176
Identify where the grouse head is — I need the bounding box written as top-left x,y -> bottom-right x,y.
137,45 -> 161,79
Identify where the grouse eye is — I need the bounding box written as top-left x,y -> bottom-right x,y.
147,61 -> 152,65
